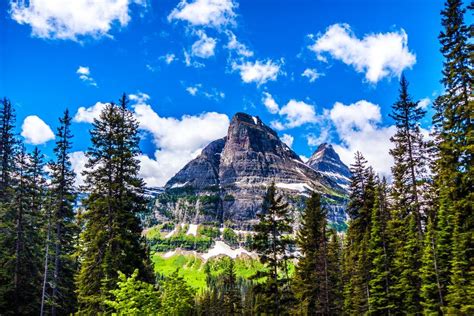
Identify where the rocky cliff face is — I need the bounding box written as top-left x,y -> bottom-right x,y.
307,143 -> 352,190
153,113 -> 349,230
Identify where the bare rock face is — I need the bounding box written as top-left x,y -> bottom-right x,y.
307,143 -> 352,190
154,113 -> 348,230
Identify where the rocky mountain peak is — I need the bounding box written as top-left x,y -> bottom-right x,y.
159,112 -> 348,228
306,142 -> 351,187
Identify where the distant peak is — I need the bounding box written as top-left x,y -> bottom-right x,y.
231,112 -> 261,125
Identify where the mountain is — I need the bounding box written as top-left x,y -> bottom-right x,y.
307,143 -> 352,189
153,113 -> 349,230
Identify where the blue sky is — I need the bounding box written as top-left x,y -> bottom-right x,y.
0,0 -> 448,186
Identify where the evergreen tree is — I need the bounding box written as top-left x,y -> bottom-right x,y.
222,259 -> 242,315
326,228 -> 343,315
293,192 -> 330,314
390,213 -> 422,313
47,109 -> 78,315
432,0 -> 473,312
0,97 -> 18,312
0,97 -> 16,200
368,178 -> 393,315
252,182 -> 294,315
343,152 -> 375,315
420,217 -> 445,314
389,75 -> 428,235
6,146 -> 46,315
159,270 -> 195,315
75,95 -> 154,314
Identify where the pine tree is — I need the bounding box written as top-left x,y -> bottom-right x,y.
222,258 -> 242,315
0,98 -> 18,314
159,270 -> 195,315
390,213 -> 422,313
343,152 -> 375,315
389,74 -> 428,235
252,182 -> 294,315
326,228 -> 343,315
368,178 -> 393,315
420,217 -> 445,314
432,0 -> 473,312
0,97 -> 16,200
75,95 -> 154,314
8,146 -> 46,315
293,192 -> 330,314
47,109 -> 78,315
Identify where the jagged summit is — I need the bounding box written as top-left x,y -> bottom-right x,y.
157,113 -> 348,228
307,143 -> 351,188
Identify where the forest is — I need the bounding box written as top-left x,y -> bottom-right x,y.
0,0 -> 472,315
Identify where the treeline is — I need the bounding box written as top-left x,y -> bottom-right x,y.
0,95 -> 154,315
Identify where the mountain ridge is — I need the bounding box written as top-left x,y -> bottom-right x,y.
153,112 -> 350,230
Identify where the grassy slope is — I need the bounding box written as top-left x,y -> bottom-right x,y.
152,253 -> 266,290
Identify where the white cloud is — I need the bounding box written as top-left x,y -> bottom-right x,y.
160,53 -> 176,64
225,31 -> 253,57
262,92 -> 279,114
73,102 -> 107,123
168,0 -> 236,28
10,0 -> 145,41
276,99 -> 319,129
187,86 -> 200,95
191,30 -> 217,58
309,23 -> 416,83
280,134 -> 294,148
302,68 -> 323,83
69,151 -> 88,186
132,97 -> 230,186
76,66 -> 97,86
306,130 -> 330,147
186,84 -> 224,100
232,60 -> 282,86
328,100 -> 396,176
21,115 -> 55,145
183,50 -> 205,68
419,97 -> 431,109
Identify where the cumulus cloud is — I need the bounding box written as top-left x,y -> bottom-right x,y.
69,151 -> 88,186
21,115 -> 55,145
262,92 -> 279,114
76,66 -> 97,87
10,0 -> 145,41
272,100 -> 319,130
302,68 -> 323,83
307,130 -> 330,147
160,53 -> 176,64
132,97 -> 230,186
225,31 -> 253,57
168,0 -> 236,28
73,102 -> 107,123
309,23 -> 416,83
183,50 -> 205,68
232,60 -> 282,86
328,100 -> 396,176
191,30 -> 217,58
419,97 -> 431,109
280,134 -> 294,148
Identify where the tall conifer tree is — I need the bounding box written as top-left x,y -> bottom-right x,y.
252,182 -> 293,315
75,94 -> 153,314
47,109 -> 78,315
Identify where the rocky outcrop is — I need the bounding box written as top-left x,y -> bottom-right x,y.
154,113 -> 349,230
307,143 -> 352,189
